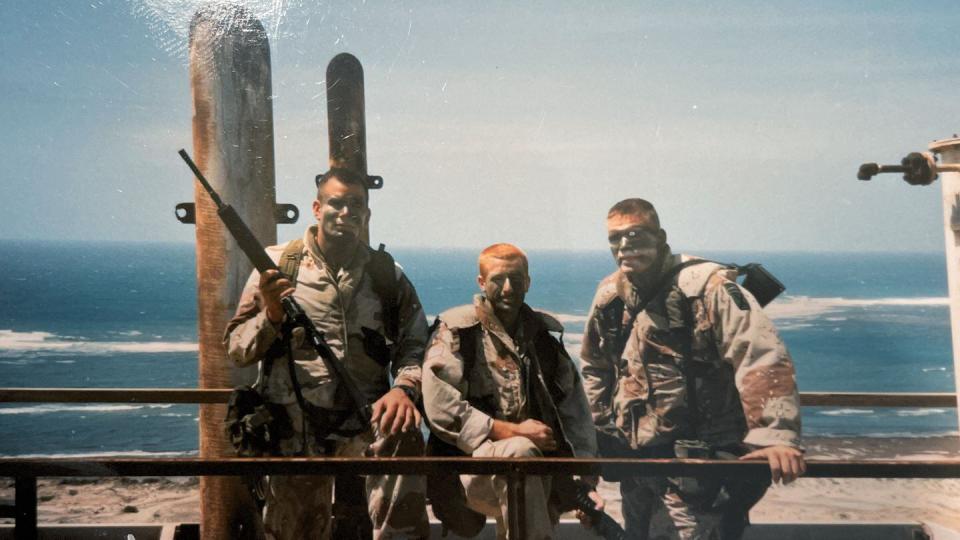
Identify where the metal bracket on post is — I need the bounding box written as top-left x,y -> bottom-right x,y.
857,151 -> 960,185
274,203 -> 299,224
175,202 -> 299,225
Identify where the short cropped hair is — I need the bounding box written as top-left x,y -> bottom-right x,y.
315,167 -> 369,202
478,243 -> 529,277
607,198 -> 660,229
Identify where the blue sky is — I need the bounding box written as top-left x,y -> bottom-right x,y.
1,1 -> 957,251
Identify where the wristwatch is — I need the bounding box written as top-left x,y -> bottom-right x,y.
395,384 -> 418,403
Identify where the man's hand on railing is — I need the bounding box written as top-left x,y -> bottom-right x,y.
739,445 -> 806,484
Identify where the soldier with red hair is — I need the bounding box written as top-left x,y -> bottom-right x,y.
422,243 -> 601,539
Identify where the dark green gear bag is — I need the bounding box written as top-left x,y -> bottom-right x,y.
224,337 -> 295,457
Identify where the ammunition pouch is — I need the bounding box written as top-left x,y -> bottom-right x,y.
669,440 -> 770,515
595,427 -> 674,482
224,385 -> 293,457
669,439 -> 721,509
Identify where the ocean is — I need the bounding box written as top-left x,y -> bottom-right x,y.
0,240 -> 956,456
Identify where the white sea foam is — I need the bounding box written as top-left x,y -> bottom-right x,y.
818,408 -> 875,416
0,329 -> 197,355
895,409 -> 950,417
552,313 -> 589,324
0,404 -> 175,415
922,366 -> 949,373
764,296 -> 948,320
563,333 -> 584,346
531,296 -> 948,331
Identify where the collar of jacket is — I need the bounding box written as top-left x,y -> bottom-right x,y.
616,243 -> 674,313
473,295 -> 547,359
303,225 -> 369,280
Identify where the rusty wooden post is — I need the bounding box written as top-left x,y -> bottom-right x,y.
189,4 -> 276,538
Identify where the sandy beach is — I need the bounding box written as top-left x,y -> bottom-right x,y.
2,436 -> 957,530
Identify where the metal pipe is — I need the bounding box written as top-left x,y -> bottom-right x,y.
506,468 -> 526,540
13,477 -> 36,540
188,4 -> 276,538
2,388 -> 955,407
0,457 -> 958,479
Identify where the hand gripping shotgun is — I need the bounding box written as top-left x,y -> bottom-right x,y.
178,149 -> 373,427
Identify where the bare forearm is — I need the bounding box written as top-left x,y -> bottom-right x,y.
489,419 -> 516,441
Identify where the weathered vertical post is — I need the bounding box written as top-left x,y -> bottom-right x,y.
326,53 -> 376,243
189,5 -> 276,538
930,137 -> 960,427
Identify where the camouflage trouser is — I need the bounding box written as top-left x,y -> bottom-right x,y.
620,476 -> 767,540
461,437 -> 554,540
263,415 -> 430,540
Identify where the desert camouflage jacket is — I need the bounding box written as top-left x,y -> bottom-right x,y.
581,250 -> 801,450
224,226 -> 428,408
423,295 -> 597,458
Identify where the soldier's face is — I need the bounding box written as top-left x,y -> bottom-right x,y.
312,177 -> 369,245
607,213 -> 665,277
478,258 -> 530,320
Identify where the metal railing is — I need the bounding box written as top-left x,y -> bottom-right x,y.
1,387 -> 957,540
1,388 -> 955,407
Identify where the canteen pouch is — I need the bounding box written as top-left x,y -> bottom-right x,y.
224,385 -> 294,457
739,263 -> 784,307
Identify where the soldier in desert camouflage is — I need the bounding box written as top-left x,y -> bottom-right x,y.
422,243 -> 601,540
581,198 -> 805,540
224,169 -> 430,539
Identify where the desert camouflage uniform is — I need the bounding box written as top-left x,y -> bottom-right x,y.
225,225 -> 430,540
581,248 -> 802,540
423,295 -> 597,540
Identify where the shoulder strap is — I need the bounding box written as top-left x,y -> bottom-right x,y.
456,324 -> 479,375
366,243 -> 401,341
639,259 -> 713,312
279,238 -> 305,283
602,259 -> 711,358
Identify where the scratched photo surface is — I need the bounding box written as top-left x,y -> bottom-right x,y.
0,0 -> 958,529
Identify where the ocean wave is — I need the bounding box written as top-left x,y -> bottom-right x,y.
0,450 -> 198,458
818,408 -> 875,416
563,333 -> 584,345
922,366 -> 948,373
552,313 -> 589,324
764,296 -> 947,320
0,329 -> 197,355
895,409 -> 950,417
0,404 -> 175,415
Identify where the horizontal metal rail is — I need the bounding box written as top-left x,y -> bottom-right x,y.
0,387 -> 231,404
0,456 -> 958,479
0,388 -> 955,407
2,457 -> 958,540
